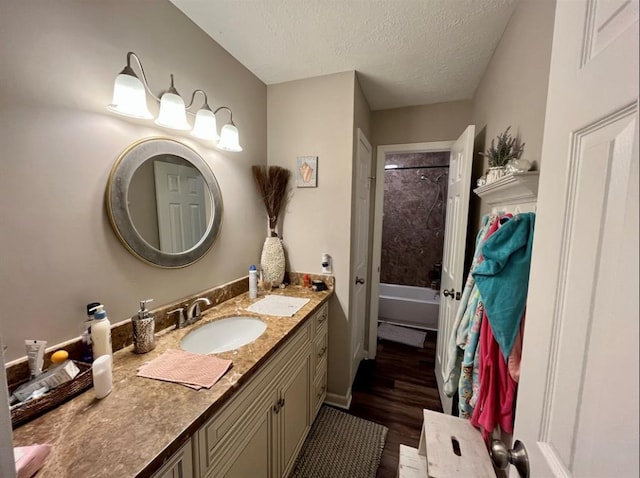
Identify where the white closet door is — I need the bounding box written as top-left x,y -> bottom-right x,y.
511,0 -> 639,476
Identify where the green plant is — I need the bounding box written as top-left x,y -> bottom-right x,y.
482,126 -> 525,167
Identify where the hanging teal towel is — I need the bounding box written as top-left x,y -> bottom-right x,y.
472,213 -> 535,361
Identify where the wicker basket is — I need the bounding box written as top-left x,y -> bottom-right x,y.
10,361 -> 93,428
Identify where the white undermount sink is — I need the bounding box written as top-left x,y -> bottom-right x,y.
180,316 -> 267,354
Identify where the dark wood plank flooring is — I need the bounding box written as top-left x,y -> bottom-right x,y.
347,329 -> 442,478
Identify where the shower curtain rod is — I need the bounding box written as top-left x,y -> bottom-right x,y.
384,164 -> 449,171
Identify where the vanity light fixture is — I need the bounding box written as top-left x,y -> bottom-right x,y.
190,91 -> 220,142
155,74 -> 191,131
215,107 -> 242,152
107,51 -> 242,151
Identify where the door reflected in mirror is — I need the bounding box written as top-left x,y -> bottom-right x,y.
129,155 -> 212,253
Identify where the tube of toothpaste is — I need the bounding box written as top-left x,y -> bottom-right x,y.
25,340 -> 47,378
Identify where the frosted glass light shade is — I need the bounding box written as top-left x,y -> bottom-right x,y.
155,92 -> 190,130
191,108 -> 220,141
217,123 -> 243,152
107,73 -> 153,119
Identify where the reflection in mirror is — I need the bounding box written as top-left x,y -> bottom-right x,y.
129,155 -> 212,252
107,138 -> 223,268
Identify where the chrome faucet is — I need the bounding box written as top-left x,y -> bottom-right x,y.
169,297 -> 212,329
169,306 -> 187,329
186,297 -> 212,324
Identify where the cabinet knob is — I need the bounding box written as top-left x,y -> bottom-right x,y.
317,345 -> 327,358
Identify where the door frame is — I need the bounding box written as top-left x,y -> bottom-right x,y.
367,141 -> 454,359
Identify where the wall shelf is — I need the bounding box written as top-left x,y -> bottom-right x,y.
474,171 -> 539,214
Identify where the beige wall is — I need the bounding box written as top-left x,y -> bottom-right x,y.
371,100 -> 473,149
354,74 -> 372,141
267,71 -> 356,401
0,0 -> 267,362
470,0 -> 556,227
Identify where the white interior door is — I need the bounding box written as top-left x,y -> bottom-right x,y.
434,125 -> 475,415
511,1 -> 639,476
350,129 -> 372,384
154,160 -> 208,253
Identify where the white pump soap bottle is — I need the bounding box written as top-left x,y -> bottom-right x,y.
90,304 -> 112,360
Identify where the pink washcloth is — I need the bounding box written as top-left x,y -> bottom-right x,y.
137,349 -> 232,390
14,444 -> 52,478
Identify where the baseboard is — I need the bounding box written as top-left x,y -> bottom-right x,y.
435,355 -> 453,415
324,387 -> 352,410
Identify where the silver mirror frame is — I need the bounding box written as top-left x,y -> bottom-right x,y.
106,137 -> 223,268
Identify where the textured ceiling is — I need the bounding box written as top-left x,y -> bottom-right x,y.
170,0 -> 518,111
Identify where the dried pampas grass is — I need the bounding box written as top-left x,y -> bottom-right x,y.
251,165 -> 291,236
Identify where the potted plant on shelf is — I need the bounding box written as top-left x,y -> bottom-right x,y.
251,165 -> 291,288
481,126 -> 525,184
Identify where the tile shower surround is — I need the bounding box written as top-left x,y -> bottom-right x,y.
381,152 -> 449,287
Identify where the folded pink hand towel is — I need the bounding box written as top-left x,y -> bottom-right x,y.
137,349 -> 232,390
14,444 -> 52,478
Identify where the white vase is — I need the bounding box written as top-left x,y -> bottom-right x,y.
260,236 -> 285,287
486,166 -> 507,184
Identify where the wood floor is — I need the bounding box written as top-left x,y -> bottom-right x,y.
347,329 -> 442,478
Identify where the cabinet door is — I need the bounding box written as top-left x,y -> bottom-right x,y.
223,403 -> 273,478
278,349 -> 311,477
152,439 -> 193,478
203,386 -> 277,478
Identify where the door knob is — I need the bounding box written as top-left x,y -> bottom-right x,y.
490,439 -> 529,478
443,288 -> 455,298
355,276 -> 365,285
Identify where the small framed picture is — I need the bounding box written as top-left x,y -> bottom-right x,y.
296,156 -> 318,188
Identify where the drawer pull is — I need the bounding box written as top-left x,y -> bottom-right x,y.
317,345 -> 327,358
317,312 -> 327,324
273,397 -> 285,413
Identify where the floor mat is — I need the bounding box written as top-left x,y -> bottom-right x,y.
377,322 -> 426,347
290,405 -> 388,478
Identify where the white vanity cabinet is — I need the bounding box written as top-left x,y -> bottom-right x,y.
196,302 -> 329,478
152,439 -> 194,478
312,303 -> 328,415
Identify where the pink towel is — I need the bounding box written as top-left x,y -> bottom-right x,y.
14,444 -> 52,478
470,312 -> 517,441
137,349 -> 232,390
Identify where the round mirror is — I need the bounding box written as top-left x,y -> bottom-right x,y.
107,137 -> 223,268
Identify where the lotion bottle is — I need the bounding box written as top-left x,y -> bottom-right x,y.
90,304 -> 112,360
249,265 -> 258,299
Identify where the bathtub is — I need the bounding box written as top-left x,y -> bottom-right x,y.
378,283 -> 440,330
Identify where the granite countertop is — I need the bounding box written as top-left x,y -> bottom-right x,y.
12,285 -> 332,477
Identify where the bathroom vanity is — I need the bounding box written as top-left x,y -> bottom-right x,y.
11,286 -> 331,478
